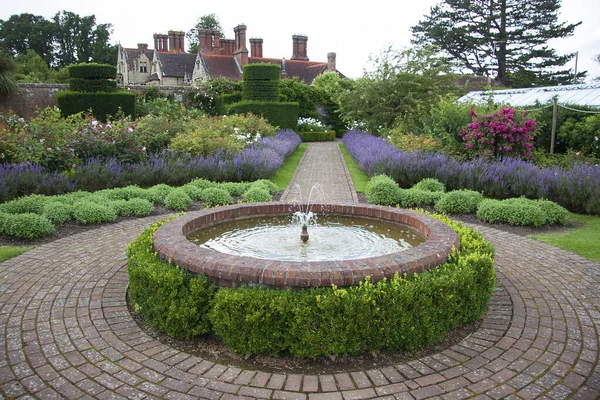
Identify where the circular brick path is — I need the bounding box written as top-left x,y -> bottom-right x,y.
1,216 -> 599,399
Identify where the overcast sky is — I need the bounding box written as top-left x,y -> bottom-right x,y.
2,0 -> 599,82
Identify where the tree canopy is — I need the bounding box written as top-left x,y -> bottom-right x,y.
186,14 -> 225,53
0,11 -> 117,69
411,0 -> 584,87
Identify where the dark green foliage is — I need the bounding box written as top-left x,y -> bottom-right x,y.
164,188 -> 192,211
218,182 -> 251,197
242,81 -> 279,102
41,202 -> 73,225
242,63 -> 281,81
214,93 -> 243,115
250,179 -> 278,194
398,189 -> 444,208
365,175 -> 400,206
279,78 -> 318,118
2,213 -> 55,239
298,131 -> 336,142
242,187 -> 272,203
73,201 -> 117,224
127,218 -> 216,338
228,101 -> 299,130
68,77 -> 117,93
56,91 -> 136,120
67,63 -> 116,79
200,188 -> 232,208
412,178 -> 445,192
435,190 -> 484,214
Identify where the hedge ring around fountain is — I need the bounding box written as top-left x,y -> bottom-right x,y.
152,203 -> 460,289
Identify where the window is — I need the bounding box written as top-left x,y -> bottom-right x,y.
139,61 -> 147,73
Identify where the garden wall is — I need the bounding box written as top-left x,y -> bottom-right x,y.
0,83 -> 191,118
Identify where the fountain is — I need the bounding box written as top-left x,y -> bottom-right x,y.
153,201 -> 460,289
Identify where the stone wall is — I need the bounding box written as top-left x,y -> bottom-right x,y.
0,83 -> 194,118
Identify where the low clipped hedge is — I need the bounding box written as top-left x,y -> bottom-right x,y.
228,101 -> 299,130
412,178 -> 445,193
242,81 -> 279,102
398,189 -> 444,208
164,188 -> 192,211
1,213 -> 55,239
68,63 -> 117,79
73,201 -> 117,224
242,63 -> 281,81
298,131 -> 336,142
435,190 -> 484,214
56,91 -> 136,120
127,213 -> 496,357
69,78 -> 117,93
476,197 -> 568,227
242,187 -> 272,203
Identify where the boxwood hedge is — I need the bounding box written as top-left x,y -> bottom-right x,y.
127,213 -> 496,357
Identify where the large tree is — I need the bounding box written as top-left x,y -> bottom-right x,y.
186,14 -> 225,53
0,13 -> 55,66
411,0 -> 584,87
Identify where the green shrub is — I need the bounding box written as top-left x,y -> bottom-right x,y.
243,81 -> 280,102
201,188 -> 232,208
2,194 -> 50,214
55,191 -> 93,205
2,213 -> 55,239
110,198 -> 153,217
398,189 -> 444,208
114,185 -> 155,202
73,201 -> 117,224
147,184 -> 174,204
181,185 -> 204,201
250,179 -> 279,194
242,63 -> 282,81
56,91 -> 136,120
298,131 -> 336,142
127,218 -> 216,338
69,78 -> 117,93
67,63 -> 116,79
41,202 -> 73,225
228,101 -> 299,130
218,182 -> 251,197
476,198 -> 548,227
0,212 -> 8,235
243,187 -> 272,203
188,178 -> 217,190
434,190 -> 484,214
412,178 -> 445,192
164,188 -> 192,211
536,199 -> 568,225
365,175 -> 400,206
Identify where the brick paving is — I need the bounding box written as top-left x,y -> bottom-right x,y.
2,143 -> 600,398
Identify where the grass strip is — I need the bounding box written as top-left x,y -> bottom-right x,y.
271,143 -> 308,191
0,246 -> 33,262
529,213 -> 600,262
339,143 -> 369,193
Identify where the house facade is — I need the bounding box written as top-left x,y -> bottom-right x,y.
117,25 -> 341,87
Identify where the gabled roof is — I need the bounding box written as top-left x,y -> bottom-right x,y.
202,54 -> 242,80
157,53 -> 197,78
124,48 -> 154,70
458,83 -> 600,108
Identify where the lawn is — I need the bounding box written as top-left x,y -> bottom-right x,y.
339,143 -> 369,193
271,143 -> 308,190
0,246 -> 32,262
529,213 -> 600,263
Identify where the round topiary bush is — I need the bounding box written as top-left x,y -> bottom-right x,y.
188,178 -> 216,190
148,184 -> 174,204
412,178 -> 445,193
109,199 -> 130,216
124,198 -> 154,217
365,175 -> 400,206
73,201 -> 117,224
201,188 -> 232,208
219,182 -> 251,197
243,187 -> 272,203
434,190 -> 484,214
397,189 -> 444,208
250,179 -> 278,195
41,202 -> 73,225
3,213 -> 55,239
164,188 -> 193,211
181,185 -> 204,201
536,199 -> 568,225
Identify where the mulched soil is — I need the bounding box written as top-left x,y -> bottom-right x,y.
1,193 -> 577,374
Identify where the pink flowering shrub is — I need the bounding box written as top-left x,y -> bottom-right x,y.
461,107 -> 536,160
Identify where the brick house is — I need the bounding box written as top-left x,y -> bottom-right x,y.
117,25 -> 341,86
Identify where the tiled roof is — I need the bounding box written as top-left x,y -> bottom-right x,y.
124,48 -> 154,70
202,55 -> 242,80
157,53 -> 197,78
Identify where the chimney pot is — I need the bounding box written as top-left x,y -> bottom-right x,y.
249,38 -> 263,58
291,35 -> 308,61
327,52 -> 336,72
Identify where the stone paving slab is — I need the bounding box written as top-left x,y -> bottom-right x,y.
1,216 -> 599,399
280,142 -> 358,204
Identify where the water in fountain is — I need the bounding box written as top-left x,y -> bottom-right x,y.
289,183 -> 323,242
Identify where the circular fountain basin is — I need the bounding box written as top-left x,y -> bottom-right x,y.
153,203 -> 460,289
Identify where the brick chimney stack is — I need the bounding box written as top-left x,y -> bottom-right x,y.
233,24 -> 249,66
137,43 -> 149,51
213,30 -> 220,51
168,31 -> 176,53
249,38 -> 263,58
179,31 -> 185,53
198,28 -> 212,53
327,52 -> 336,72
291,35 -> 309,61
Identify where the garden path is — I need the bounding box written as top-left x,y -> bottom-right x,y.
1,143 -> 600,399
280,142 -> 359,204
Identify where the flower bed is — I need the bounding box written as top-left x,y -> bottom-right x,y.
343,130 -> 600,215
